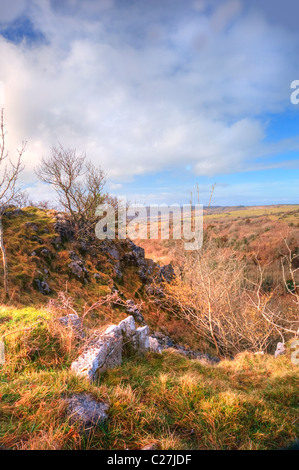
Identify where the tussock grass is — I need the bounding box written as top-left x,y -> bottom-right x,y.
0,309 -> 298,450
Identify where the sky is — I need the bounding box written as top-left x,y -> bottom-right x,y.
0,0 -> 299,206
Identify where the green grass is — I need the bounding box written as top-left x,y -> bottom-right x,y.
205,205 -> 299,221
0,306 -> 298,450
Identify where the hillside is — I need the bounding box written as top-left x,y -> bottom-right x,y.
137,204 -> 299,269
0,206 -> 298,450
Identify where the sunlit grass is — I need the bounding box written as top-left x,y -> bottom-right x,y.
0,314 -> 298,450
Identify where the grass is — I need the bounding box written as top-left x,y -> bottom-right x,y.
0,305 -> 298,450
0,206 -> 298,450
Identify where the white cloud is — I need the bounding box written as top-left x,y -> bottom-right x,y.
0,0 -> 298,193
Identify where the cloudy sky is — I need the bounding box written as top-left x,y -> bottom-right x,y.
0,0 -> 299,206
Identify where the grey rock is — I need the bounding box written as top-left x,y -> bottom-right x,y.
119,315 -> 138,356
100,240 -> 120,260
151,332 -> 174,349
65,393 -> 109,432
30,234 -> 43,243
71,316 -> 151,382
59,314 -> 85,338
151,332 -> 219,364
71,324 -> 123,382
135,326 -> 150,354
51,236 -> 62,249
159,263 -> 175,283
68,260 -> 89,281
141,442 -> 159,450
54,214 -> 75,241
275,342 -> 286,358
68,251 -> 80,261
4,208 -> 24,218
34,278 -> 51,295
25,222 -> 39,232
119,315 -> 136,338
114,261 -> 122,278
107,247 -> 120,260
149,336 -> 162,353
125,299 -> 145,324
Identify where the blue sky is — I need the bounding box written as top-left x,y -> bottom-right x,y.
0,0 -> 298,206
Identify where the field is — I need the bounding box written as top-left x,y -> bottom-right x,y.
136,204 -> 299,266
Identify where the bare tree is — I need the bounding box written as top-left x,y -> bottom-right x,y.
36,144 -> 106,238
0,109 -> 26,299
281,236 -> 299,310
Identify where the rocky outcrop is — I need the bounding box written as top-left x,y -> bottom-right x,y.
71,316 -> 150,382
125,299 -> 145,324
150,331 -> 220,364
121,240 -> 155,283
68,251 -> 89,282
54,213 -> 75,242
158,263 -> 175,283
33,278 -> 51,295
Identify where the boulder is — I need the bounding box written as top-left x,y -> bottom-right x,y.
150,331 -> 219,364
65,393 -> 109,433
71,316 -> 151,382
71,324 -> 123,382
135,326 -> 150,354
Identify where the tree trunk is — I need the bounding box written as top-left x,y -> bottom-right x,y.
0,215 -> 9,299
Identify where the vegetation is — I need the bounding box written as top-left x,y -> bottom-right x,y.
36,145 -> 107,239
0,204 -> 298,450
0,109 -> 26,299
0,305 -> 298,450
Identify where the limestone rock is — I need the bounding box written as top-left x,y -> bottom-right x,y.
149,336 -> 162,353
34,278 -> 51,295
71,324 -> 123,382
150,332 -> 219,364
119,315 -> 138,355
71,316 -> 151,382
159,263 -> 175,283
65,393 -> 109,432
135,326 -> 150,354
59,314 -> 85,338
275,342 -> 286,358
68,259 -> 89,281
125,300 -> 145,324
119,315 -> 136,339
54,214 -> 74,241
